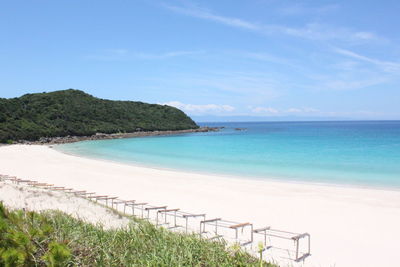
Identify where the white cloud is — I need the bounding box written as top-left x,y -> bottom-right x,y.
251,106 -> 279,114
163,4 -> 259,31
162,101 -> 235,114
160,71 -> 283,103
287,107 -> 318,113
287,108 -> 302,113
353,32 -> 376,40
298,47 -> 400,91
163,4 -> 381,42
281,24 -> 380,42
334,48 -> 400,73
250,106 -> 319,115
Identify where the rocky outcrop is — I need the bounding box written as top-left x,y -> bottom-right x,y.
17,127 -> 221,145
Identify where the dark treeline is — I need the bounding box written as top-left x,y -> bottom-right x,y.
0,89 -> 198,142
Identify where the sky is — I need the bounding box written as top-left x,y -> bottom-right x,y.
0,0 -> 399,121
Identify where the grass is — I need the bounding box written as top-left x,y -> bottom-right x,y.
0,202 -> 278,266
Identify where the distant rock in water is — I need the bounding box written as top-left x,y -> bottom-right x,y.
0,89 -> 199,142
234,128 -> 247,131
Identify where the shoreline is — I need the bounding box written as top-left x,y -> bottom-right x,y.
1,145 -> 400,267
54,143 -> 400,194
14,126 -> 221,145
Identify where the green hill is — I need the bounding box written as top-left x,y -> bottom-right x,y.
0,89 -> 199,142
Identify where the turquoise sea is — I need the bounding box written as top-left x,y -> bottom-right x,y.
57,121 -> 400,188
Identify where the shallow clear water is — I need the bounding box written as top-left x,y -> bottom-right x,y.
57,121 -> 400,188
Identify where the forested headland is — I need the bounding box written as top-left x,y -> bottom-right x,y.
0,89 -> 199,143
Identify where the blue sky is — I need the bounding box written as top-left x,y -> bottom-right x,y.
1,0 -> 399,120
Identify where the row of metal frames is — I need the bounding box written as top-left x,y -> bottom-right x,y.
0,174 -> 311,262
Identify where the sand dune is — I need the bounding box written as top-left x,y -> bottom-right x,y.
0,180 -> 130,229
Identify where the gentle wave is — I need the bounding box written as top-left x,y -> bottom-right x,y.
57,121 -> 400,188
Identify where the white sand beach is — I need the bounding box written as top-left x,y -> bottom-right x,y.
1,144 -> 399,267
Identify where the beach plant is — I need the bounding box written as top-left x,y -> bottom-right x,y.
258,242 -> 265,267
42,242 -> 71,267
0,203 -> 72,267
0,202 -> 279,266
0,249 -> 25,267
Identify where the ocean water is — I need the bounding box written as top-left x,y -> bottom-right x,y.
56,121 -> 400,188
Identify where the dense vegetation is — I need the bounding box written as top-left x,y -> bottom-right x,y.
0,89 -> 198,142
0,203 -> 277,266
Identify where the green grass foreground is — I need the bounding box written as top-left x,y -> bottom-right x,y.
0,203 -> 278,266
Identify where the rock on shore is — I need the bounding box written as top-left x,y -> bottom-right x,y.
17,127 -> 221,145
